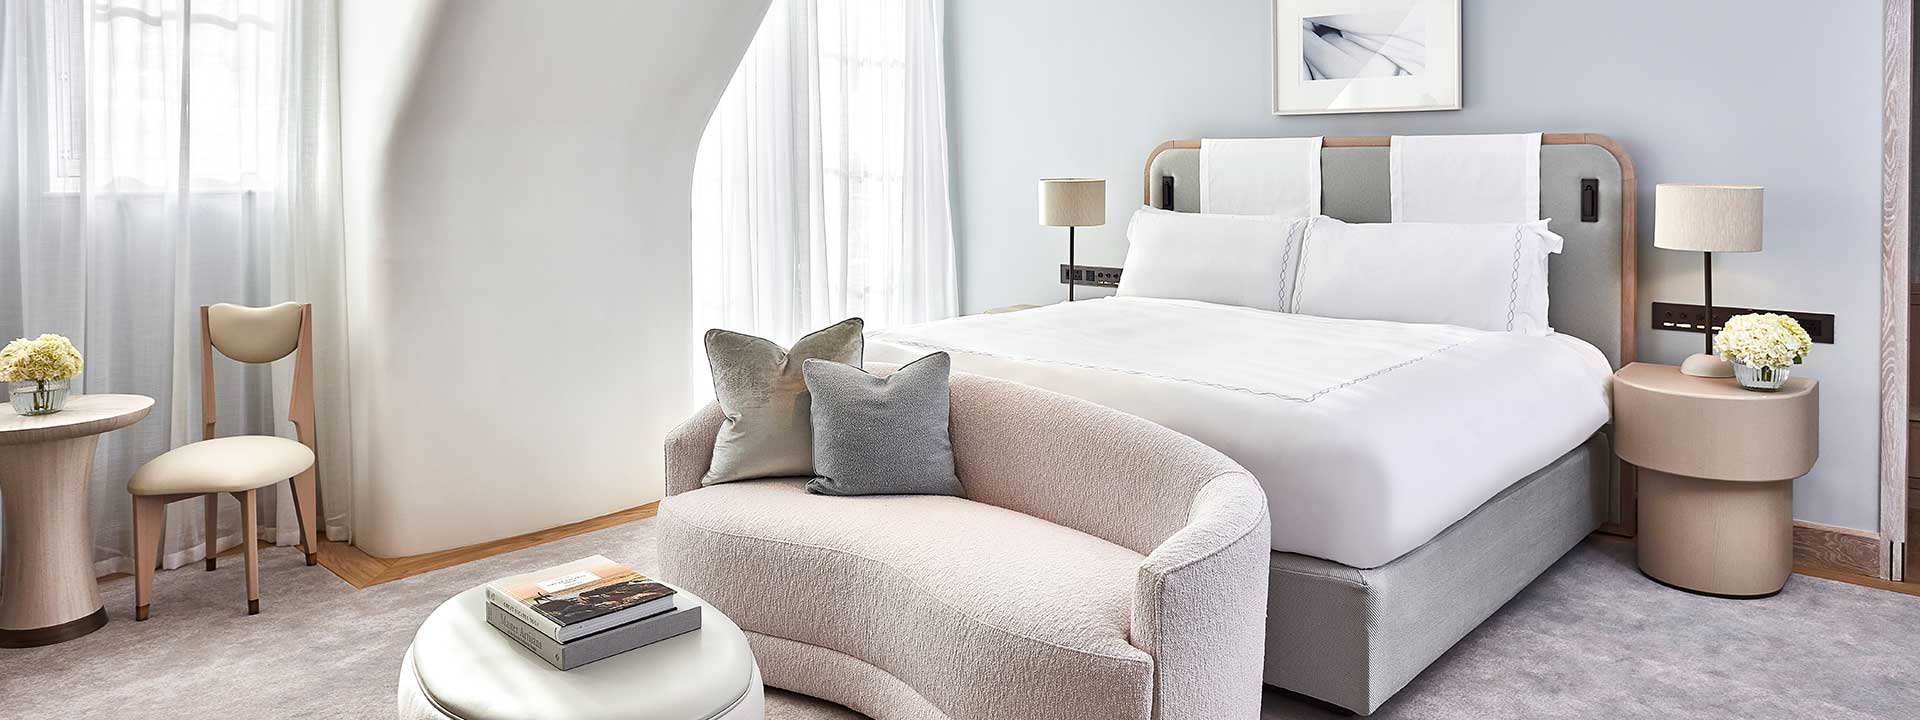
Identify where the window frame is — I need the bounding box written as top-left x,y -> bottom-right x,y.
46,0 -> 85,190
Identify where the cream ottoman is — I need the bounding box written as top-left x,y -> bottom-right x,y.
397,585 -> 764,720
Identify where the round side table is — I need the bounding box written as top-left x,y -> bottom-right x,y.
398,584 -> 764,720
0,394 -> 154,647
1613,363 -> 1817,598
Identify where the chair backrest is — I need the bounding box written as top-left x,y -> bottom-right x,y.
200,303 -> 316,445
207,303 -> 303,363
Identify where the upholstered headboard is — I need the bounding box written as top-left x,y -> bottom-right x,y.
1143,134 -> 1638,370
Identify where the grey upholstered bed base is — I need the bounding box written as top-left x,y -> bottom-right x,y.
1263,434 -> 1608,715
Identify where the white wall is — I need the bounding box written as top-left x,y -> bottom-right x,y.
945,2 -> 1885,532
338,0 -> 769,557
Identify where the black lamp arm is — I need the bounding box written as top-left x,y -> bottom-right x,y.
1702,251 -> 1714,355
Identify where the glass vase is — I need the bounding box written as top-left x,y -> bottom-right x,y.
1731,362 -> 1789,392
9,379 -> 70,415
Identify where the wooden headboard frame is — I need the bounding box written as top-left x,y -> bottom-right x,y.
1142,133 -> 1639,366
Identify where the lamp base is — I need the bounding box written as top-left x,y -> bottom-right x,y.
1680,353 -> 1734,378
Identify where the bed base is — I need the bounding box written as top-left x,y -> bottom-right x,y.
1263,435 -> 1608,715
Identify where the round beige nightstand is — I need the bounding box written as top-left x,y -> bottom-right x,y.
1613,362 -> 1818,598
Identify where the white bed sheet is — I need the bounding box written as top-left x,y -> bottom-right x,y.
867,297 -> 1612,569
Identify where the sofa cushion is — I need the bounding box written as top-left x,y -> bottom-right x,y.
702,318 -> 864,485
659,479 -> 1155,720
802,352 -> 962,497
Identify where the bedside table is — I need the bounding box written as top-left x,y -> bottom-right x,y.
1613,362 -> 1819,597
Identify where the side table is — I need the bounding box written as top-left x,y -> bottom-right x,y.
0,394 -> 154,646
398,583 -> 764,719
1612,363 -> 1817,598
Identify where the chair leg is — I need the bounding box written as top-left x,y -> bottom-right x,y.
132,496 -> 165,621
238,489 -> 260,615
290,467 -> 318,566
204,494 -> 219,571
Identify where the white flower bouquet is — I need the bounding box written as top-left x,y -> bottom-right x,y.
0,334 -> 84,383
1713,314 -> 1810,391
1,333 -> 84,415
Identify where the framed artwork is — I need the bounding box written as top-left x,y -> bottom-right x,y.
1271,0 -> 1461,115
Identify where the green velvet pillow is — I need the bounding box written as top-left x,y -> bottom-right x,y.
702,318 -> 864,485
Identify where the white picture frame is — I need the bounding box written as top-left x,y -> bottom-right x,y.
1271,0 -> 1461,115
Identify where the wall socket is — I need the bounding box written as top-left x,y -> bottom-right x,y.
1060,264 -> 1122,288
1650,302 -> 1835,344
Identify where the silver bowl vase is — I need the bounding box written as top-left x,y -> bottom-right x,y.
1731,362 -> 1790,392
9,379 -> 70,415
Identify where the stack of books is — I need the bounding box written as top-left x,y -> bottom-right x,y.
484,555 -> 703,670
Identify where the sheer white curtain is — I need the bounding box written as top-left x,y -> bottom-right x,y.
691,0 -> 957,358
0,0 -> 351,577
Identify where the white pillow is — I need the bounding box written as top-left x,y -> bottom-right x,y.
1117,206 -> 1308,312
1291,217 -> 1564,334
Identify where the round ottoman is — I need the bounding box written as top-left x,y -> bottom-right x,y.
398,584 -> 764,720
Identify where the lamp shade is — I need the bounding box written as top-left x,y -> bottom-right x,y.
1039,178 -> 1106,227
1654,184 -> 1763,253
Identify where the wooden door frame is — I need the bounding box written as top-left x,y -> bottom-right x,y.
1880,0 -> 1911,581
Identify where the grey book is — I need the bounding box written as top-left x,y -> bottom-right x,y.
486,599 -> 703,670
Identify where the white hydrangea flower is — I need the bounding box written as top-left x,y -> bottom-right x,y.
0,334 -> 84,383
1713,314 -> 1811,370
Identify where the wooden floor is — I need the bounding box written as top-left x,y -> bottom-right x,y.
314,502 -> 659,589
1791,507 -> 1920,597
1796,562 -> 1920,598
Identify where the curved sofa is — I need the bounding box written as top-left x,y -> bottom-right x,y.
660,369 -> 1271,720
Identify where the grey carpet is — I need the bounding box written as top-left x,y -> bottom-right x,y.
3,520 -> 1916,719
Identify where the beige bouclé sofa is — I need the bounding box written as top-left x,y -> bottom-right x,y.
660,368 -> 1272,720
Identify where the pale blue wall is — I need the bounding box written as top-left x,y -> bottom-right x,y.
944,1 -> 1884,531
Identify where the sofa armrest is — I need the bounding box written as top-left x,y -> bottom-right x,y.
947,371 -> 1255,555
1132,472 -> 1271,720
664,402 -> 725,497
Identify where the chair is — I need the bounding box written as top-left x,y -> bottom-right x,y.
129,303 -> 320,620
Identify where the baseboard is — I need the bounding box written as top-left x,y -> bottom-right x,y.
316,502 -> 660,589
1792,520 -> 1881,579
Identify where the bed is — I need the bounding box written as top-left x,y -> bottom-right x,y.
867,134 -> 1637,714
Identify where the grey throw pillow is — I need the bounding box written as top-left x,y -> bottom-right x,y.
802,352 -> 962,497
703,318 -> 864,485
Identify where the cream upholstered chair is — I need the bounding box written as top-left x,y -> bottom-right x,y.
129,303 -> 320,620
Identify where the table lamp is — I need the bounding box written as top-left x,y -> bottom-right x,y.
1039,178 -> 1106,301
1654,183 -> 1764,377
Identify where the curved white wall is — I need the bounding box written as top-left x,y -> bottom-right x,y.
339,0 -> 770,557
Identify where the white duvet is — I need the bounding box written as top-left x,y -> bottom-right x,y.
867,297 -> 1613,569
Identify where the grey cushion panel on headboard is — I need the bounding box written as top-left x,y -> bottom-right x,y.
1146,143 -> 1626,368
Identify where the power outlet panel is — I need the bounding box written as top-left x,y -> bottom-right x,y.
1650,301 -> 1834,344
1060,264 -> 1122,288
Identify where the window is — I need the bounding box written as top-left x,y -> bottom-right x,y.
46,0 -> 84,186
816,0 -> 910,306
690,0 -> 954,352
43,0 -> 287,192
